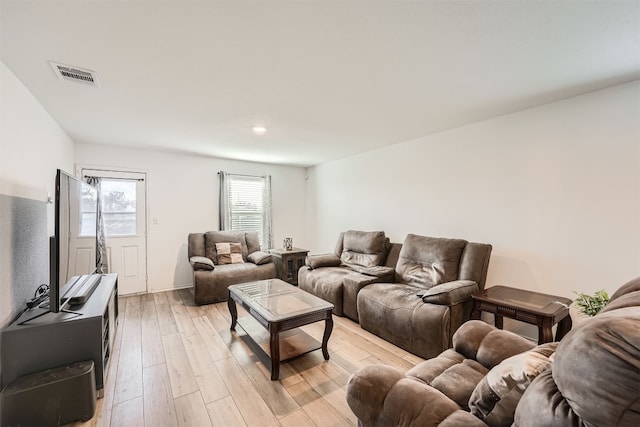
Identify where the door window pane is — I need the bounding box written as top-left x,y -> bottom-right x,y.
101,180 -> 137,236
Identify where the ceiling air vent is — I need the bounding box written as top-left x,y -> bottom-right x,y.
49,62 -> 100,87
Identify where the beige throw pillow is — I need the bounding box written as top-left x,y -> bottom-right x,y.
215,242 -> 243,265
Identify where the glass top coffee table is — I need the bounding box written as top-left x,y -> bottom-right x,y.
227,279 -> 334,380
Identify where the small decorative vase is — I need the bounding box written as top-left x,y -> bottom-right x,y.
283,237 -> 293,251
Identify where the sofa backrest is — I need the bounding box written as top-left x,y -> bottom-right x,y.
188,231 -> 262,263
514,276 -> 640,427
332,230 -> 391,269
395,234 -> 492,290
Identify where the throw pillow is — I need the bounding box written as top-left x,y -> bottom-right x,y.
215,242 -> 243,265
468,342 -> 558,427
247,251 -> 272,265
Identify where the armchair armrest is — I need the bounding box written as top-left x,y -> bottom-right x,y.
190,256 -> 214,271
418,280 -> 478,305
306,253 -> 341,269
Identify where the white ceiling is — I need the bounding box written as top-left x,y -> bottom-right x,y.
1,1 -> 639,167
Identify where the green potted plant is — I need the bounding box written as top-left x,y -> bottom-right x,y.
570,289 -> 610,325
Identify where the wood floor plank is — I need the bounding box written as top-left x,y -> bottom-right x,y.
143,363 -> 178,427
110,396 -> 144,427
141,296 -> 165,368
191,315 -> 232,361
174,391 -> 213,427
156,302 -> 179,336
286,381 -> 351,427
215,356 -> 280,427
181,333 -> 230,404
153,291 -> 170,305
170,302 -> 198,337
114,296 -> 143,403
162,333 -> 200,398
290,361 -> 356,424
206,396 -> 247,427
279,409 -> 317,427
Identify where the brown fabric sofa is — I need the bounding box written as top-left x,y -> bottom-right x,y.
357,234 -> 492,359
188,231 -> 277,305
298,230 -> 399,321
346,277 -> 640,427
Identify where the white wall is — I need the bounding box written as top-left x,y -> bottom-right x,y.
74,144 -> 307,292
306,81 -> 640,299
0,61 -> 75,326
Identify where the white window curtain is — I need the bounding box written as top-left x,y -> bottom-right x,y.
219,171 -> 273,249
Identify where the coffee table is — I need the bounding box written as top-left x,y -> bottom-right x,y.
227,279 -> 334,380
471,285 -> 572,344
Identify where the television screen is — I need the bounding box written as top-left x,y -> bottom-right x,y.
51,169 -> 98,312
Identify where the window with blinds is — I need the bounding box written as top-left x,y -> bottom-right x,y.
221,173 -> 272,248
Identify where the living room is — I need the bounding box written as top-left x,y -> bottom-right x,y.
1,1 -> 639,426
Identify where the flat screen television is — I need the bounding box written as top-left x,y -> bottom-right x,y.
49,169 -> 99,313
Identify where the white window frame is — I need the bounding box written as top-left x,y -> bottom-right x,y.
219,172 -> 273,249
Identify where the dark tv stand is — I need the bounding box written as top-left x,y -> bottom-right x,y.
1,273 -> 118,397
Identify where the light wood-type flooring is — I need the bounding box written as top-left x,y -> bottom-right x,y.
71,289 -> 424,427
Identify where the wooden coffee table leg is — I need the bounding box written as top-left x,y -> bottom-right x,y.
228,297 -> 237,330
270,330 -> 280,380
322,314 -> 333,360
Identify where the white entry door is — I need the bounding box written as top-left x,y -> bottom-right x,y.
81,168 -> 147,295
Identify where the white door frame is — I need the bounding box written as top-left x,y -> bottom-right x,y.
76,164 -> 149,294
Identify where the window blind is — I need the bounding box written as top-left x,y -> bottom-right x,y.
220,172 -> 272,249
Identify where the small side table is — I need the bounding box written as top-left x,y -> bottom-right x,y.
471,285 -> 572,344
269,247 -> 309,286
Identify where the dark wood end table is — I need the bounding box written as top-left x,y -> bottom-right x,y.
269,247 -> 309,286
228,279 -> 334,380
471,285 -> 572,344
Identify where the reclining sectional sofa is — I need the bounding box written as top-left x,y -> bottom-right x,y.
188,231 -> 277,305
299,231 -> 492,359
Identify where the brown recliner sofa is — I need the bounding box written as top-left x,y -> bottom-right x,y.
357,233 -> 492,359
298,230 -> 399,321
346,277 -> 640,427
188,231 -> 277,305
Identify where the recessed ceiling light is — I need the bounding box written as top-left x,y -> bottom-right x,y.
252,126 -> 267,135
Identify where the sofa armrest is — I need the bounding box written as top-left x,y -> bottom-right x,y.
418,280 -> 478,305
306,253 -> 341,269
247,251 -> 272,265
190,256 -> 214,271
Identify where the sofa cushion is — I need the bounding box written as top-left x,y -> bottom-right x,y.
340,230 -> 388,269
215,242 -> 243,265
469,342 -> 558,427
395,234 -> 467,289
247,250 -> 272,265
190,256 -> 214,271
205,231 -> 248,261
